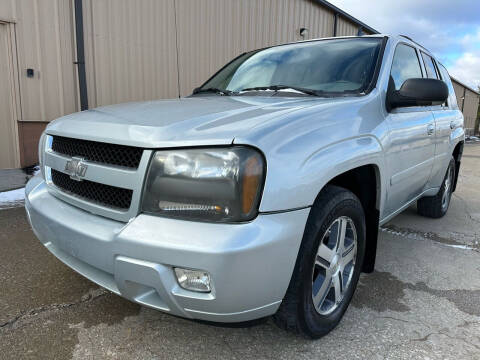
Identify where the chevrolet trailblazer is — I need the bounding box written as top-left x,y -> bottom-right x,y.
26,35 -> 464,338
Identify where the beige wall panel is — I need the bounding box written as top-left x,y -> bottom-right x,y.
14,0 -> 77,122
0,0 -> 15,21
176,0 -> 334,96
452,80 -> 464,108
336,16 -> 358,36
0,22 -> 19,168
83,0 -> 179,107
462,89 -> 479,130
452,80 -> 479,131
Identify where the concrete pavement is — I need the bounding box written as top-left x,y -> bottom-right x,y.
0,144 -> 479,359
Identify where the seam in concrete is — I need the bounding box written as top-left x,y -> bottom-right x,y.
380,224 -> 480,252
0,289 -> 108,330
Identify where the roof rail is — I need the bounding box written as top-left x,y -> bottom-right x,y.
399,35 -> 429,52
399,34 -> 413,42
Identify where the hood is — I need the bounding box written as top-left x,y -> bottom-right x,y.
46,96 -> 321,148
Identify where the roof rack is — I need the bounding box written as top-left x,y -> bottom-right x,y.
399,35 -> 429,52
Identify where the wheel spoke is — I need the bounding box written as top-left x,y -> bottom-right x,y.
442,167 -> 453,209
337,217 -> 348,252
333,272 -> 343,304
317,243 -> 335,266
311,215 -> 358,315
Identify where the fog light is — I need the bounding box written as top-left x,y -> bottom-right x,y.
174,268 -> 211,293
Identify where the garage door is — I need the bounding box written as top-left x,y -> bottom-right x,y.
0,23 -> 18,169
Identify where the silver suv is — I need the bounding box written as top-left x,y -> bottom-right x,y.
26,35 -> 464,338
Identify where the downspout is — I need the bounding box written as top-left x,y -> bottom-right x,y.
333,13 -> 338,37
74,0 -> 88,111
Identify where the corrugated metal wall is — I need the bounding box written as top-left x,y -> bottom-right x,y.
14,0 -> 77,122
462,89 -> 479,133
1,0 -> 478,168
82,0 -> 179,108
336,16 -> 358,36
84,0 -> 335,102
0,0 -> 78,168
0,21 -> 19,168
175,0 -> 334,96
452,79 -> 480,133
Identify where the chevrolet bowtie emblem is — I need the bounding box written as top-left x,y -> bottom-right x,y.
64,157 -> 88,181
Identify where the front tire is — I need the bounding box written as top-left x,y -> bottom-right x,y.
417,156 -> 455,218
273,185 -> 366,338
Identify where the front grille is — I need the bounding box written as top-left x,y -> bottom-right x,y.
51,169 -> 133,210
51,136 -> 143,169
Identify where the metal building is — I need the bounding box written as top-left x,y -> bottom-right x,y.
451,78 -> 480,135
0,0 -> 477,169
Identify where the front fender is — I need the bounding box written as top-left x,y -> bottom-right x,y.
257,135 -> 386,213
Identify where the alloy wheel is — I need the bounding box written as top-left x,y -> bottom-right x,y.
312,216 -> 357,315
441,164 -> 454,211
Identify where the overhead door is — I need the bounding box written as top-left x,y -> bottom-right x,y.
0,22 -> 19,169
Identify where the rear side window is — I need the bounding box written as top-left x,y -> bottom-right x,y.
421,52 -> 439,79
438,63 -> 457,108
390,44 -> 423,90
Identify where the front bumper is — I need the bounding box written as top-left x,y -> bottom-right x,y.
25,176 -> 309,322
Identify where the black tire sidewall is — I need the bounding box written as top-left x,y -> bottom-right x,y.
298,190 -> 366,337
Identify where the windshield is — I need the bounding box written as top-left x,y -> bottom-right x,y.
198,37 -> 383,96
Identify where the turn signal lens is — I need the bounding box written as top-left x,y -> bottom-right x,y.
242,156 -> 262,214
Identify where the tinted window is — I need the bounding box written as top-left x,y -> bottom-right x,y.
390,44 -> 423,90
438,63 -> 457,107
199,38 -> 383,95
421,52 -> 439,79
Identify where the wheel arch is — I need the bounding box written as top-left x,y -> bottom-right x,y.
451,140 -> 464,193
298,137 -> 385,273
323,164 -> 381,273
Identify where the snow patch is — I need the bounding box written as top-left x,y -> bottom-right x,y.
0,188 -> 25,210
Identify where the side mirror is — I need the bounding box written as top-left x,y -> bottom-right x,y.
387,78 -> 448,110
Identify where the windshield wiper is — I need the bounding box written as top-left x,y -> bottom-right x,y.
192,87 -> 234,96
239,85 -> 320,96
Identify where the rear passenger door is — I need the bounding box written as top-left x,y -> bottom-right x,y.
384,43 -> 436,216
429,61 -> 463,188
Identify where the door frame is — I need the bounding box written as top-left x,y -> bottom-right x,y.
0,20 -> 22,168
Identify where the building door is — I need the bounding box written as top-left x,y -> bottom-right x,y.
0,22 -> 19,169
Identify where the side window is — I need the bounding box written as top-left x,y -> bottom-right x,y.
390,44 -> 423,90
438,63 -> 457,108
421,52 -> 439,79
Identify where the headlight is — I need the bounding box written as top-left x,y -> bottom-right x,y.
141,147 -> 265,222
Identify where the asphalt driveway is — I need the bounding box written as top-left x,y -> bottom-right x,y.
1,144 -> 479,359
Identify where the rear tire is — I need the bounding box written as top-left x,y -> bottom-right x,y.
273,185 -> 366,338
417,157 -> 455,219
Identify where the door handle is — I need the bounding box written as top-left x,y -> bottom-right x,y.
427,124 -> 435,136
450,121 -> 456,130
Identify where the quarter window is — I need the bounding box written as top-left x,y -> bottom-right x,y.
390,44 -> 423,90
438,63 -> 456,108
421,52 -> 439,79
